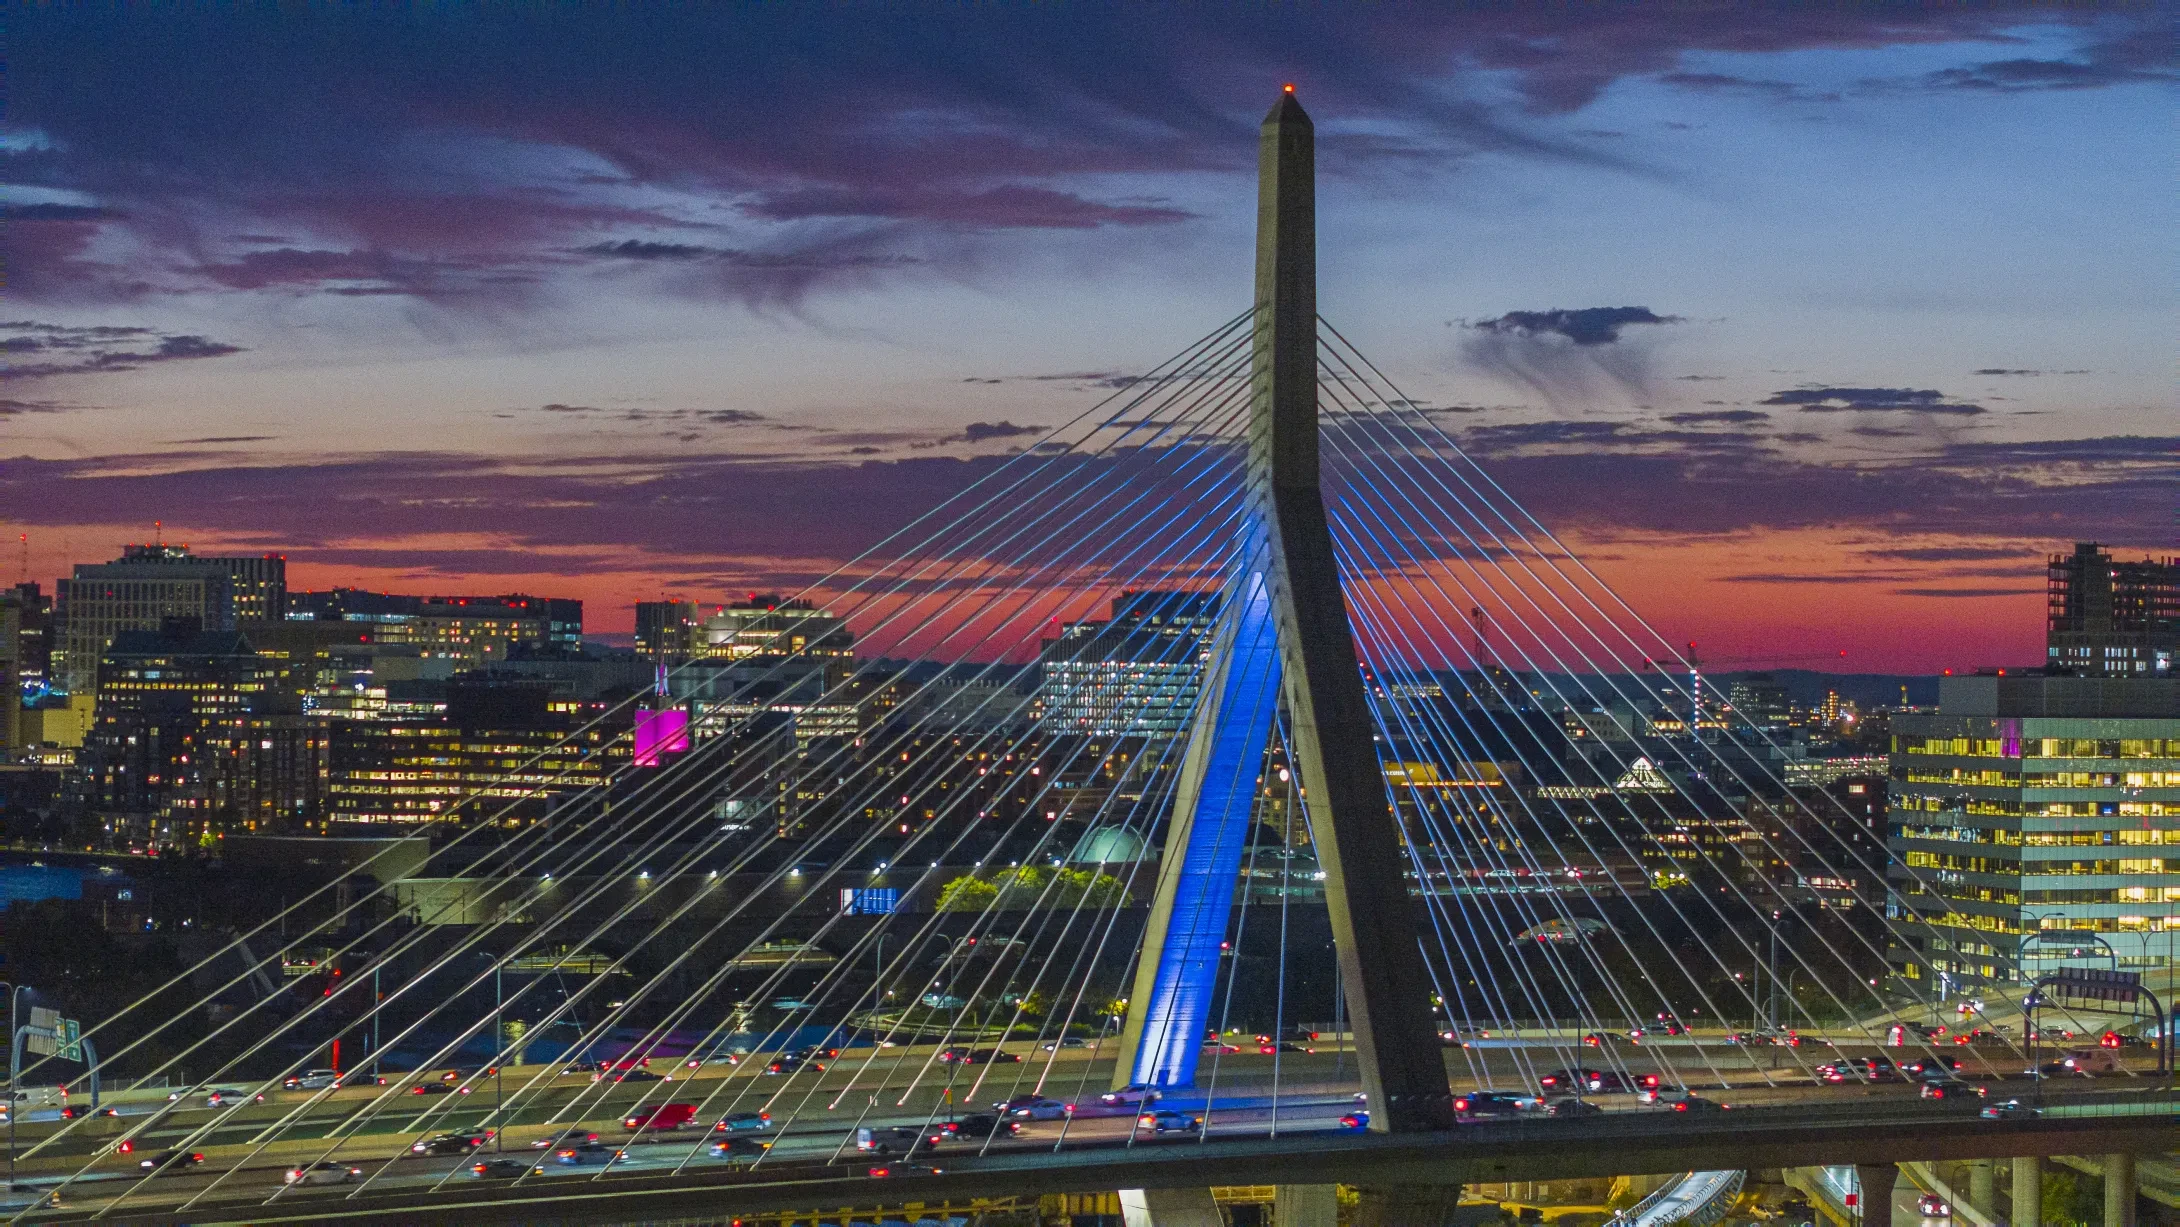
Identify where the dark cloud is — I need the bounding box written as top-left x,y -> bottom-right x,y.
1762,386 -> 1986,416
955,421 -> 1045,443
8,7 -> 2142,311
1460,307 -> 1684,408
3,323 -> 245,380
1861,545 -> 2027,563
1661,409 -> 1766,425
170,435 -> 276,444
7,202 -> 125,222
1890,587 -> 2043,599
1973,368 -> 2042,376
0,398 -> 77,417
1469,306 -> 1682,347
1656,72 -> 1838,102
1718,572 -> 1895,585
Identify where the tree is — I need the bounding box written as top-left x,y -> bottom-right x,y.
935,876 -> 998,913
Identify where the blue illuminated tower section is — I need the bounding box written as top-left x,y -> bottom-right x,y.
1116,90 -> 1453,1132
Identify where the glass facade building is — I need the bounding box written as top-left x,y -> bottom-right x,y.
1887,674 -> 2179,984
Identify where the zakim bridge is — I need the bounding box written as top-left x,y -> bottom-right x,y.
5,91 -> 2170,1227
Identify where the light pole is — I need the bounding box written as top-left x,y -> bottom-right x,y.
3,982 -> 27,1193
477,952 -> 504,1151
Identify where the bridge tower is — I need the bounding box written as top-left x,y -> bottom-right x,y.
1117,88 -> 1454,1132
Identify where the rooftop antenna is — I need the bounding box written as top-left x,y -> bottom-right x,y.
18,533 -> 26,584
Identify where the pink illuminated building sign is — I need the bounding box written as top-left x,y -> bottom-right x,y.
633,708 -> 691,767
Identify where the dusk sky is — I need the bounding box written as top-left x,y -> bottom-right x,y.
6,8 -> 2173,673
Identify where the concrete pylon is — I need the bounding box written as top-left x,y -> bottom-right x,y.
1275,1183 -> 1341,1227
2102,1153 -> 2136,1227
2012,1157 -> 2043,1227
1855,1164 -> 1899,1227
1966,1161 -> 1997,1222
1121,1187 -> 1225,1227
1117,86 -> 1454,1134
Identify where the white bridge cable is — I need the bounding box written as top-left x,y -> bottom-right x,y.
1319,317 -> 1981,1028
34,322 -> 1264,1211
1316,366 -> 1784,1088
239,365 -> 1264,1205
1325,478 -> 1737,1095
12,310 -> 1260,1115
1316,328 -> 1978,1072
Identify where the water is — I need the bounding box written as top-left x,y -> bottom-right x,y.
0,861 -> 97,903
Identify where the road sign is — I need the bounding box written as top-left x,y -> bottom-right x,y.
2044,967 -> 2144,1005
56,1018 -> 81,1062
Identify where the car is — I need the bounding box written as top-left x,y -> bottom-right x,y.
624,1103 -> 699,1131
2024,1060 -> 2087,1080
410,1082 -> 467,1096
1902,1056 -> 1964,1079
961,1048 -> 1021,1066
603,1055 -> 652,1072
411,1131 -> 493,1155
1339,1111 -> 1370,1130
283,1161 -> 363,1187
1659,1093 -> 1727,1113
284,1069 -> 341,1091
204,1088 -> 264,1107
766,1054 -> 823,1075
869,1161 -> 944,1178
945,1112 -> 1021,1140
1919,1078 -> 1987,1101
796,1044 -> 845,1060
138,1150 -> 205,1175
552,1142 -> 619,1165
1042,1037 -> 1089,1050
1953,1029 -> 2004,1046
1455,1091 -> 1540,1119
470,1158 -> 534,1179
1651,1022 -> 1688,1037
596,1069 -> 666,1084
562,1060 -> 608,1075
715,1111 -> 772,1132
532,1128 -> 600,1149
999,1096 -> 1072,1120
1581,1033 -> 1618,1048
1918,1194 -> 1952,1217
936,1047 -> 974,1064
1100,1084 -> 1161,1108
1260,1041 -> 1313,1054
1538,1068 -> 1640,1094
1904,1023 -> 1950,1040
1203,1040 -> 1242,1054
709,1137 -> 771,1160
1546,1098 -> 1604,1118
1980,1099 -> 2042,1120
441,1066 -> 498,1083
1817,1059 -> 1898,1085
858,1126 -> 927,1156
1724,1032 -> 1774,1047
1137,1109 -> 1204,1135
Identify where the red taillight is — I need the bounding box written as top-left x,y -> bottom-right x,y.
117,1140 -> 134,1154
1454,1098 -> 1469,1111
192,1153 -> 204,1161
1138,1114 -> 1155,1127
1672,1102 -> 1688,1112
411,1086 -> 425,1094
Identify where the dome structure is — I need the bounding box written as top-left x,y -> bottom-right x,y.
1067,825 -> 1150,865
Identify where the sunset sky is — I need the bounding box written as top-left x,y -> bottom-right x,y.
6,8 -> 2172,672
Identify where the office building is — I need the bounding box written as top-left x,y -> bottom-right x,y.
82,621 -> 273,827
54,545 -> 267,692
2047,541 -> 2178,677
287,588 -> 574,669
1887,672 -> 2179,983
8,582 -> 53,698
700,595 -> 852,659
1727,674 -> 1792,727
635,599 -> 707,656
1040,590 -> 1219,738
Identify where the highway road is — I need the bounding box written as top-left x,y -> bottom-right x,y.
4,1039 -> 2166,1222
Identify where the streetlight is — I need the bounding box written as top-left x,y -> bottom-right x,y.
476,952 -> 504,1151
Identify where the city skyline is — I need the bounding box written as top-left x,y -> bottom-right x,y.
6,9 -> 2174,673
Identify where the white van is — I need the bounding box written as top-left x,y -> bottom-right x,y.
2059,1048 -> 2122,1076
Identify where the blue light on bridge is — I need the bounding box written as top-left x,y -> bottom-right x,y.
1130,564 -> 1280,1089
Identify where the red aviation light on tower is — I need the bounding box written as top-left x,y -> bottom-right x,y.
1283,83 -> 1295,94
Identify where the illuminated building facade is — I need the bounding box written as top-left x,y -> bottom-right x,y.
83,623 -> 273,831
1888,673 -> 2180,983
2047,541 -> 2178,677
700,595 -> 853,660
1040,590 -> 1218,738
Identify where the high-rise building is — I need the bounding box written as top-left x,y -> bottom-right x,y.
83,621 -> 273,830
1887,672 -> 2179,984
286,588 -> 568,669
2047,541 -> 2178,677
1727,674 -> 1792,727
8,582 -> 53,698
52,545 -> 284,693
1040,590 -> 1219,738
699,595 -> 852,659
635,600 -> 706,656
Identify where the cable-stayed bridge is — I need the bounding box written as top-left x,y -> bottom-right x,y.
6,91 -> 2170,1226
